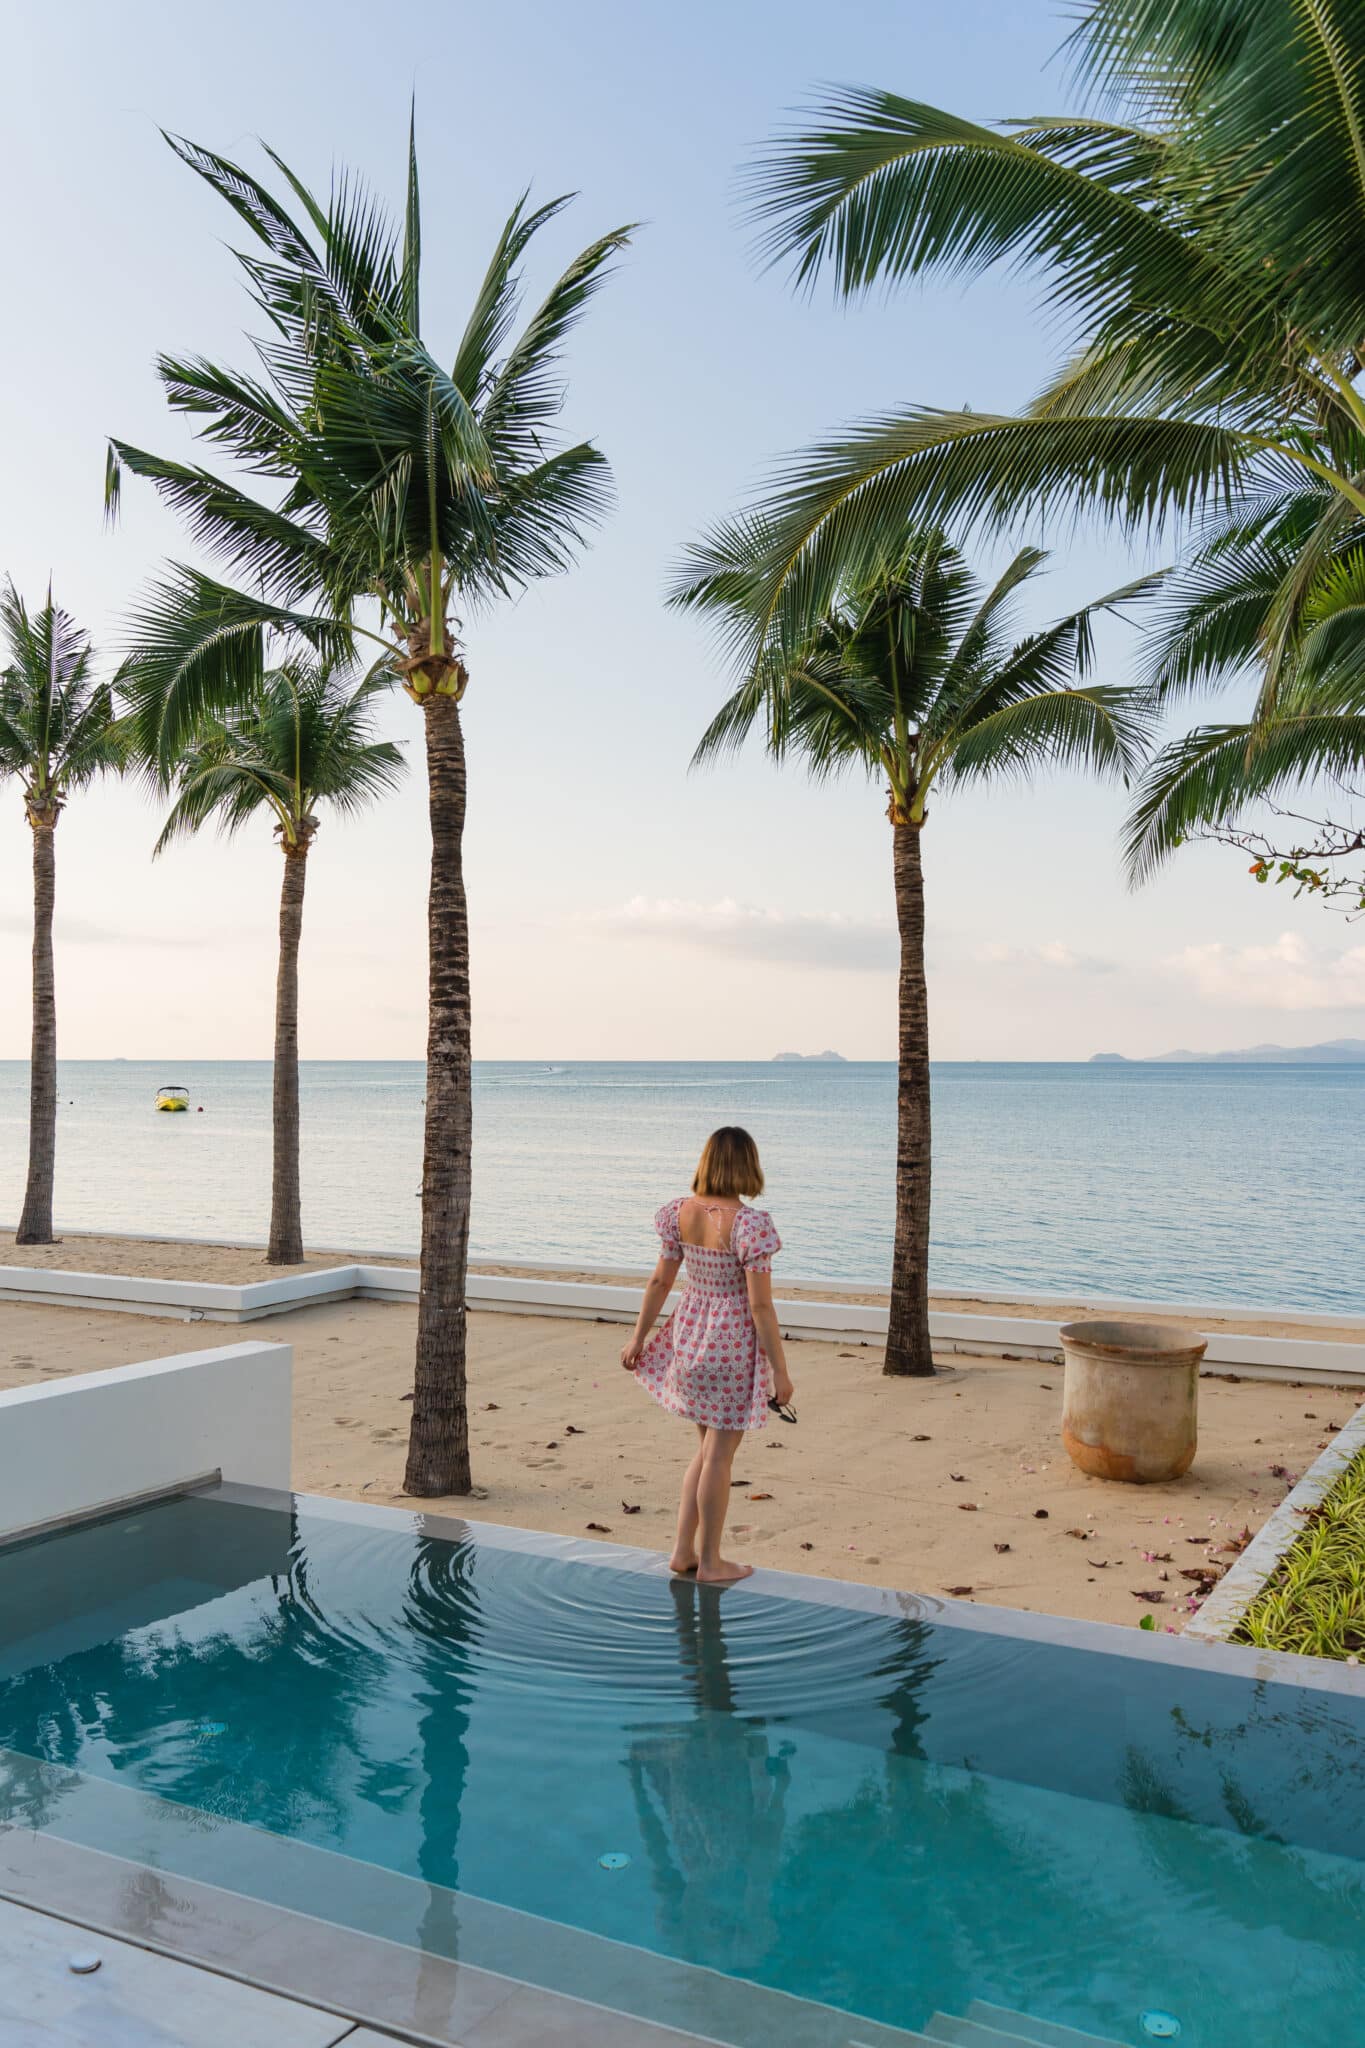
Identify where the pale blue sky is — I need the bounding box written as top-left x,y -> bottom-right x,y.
1,0 -> 1360,1060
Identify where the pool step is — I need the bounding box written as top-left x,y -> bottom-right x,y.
850,2015 -> 1132,2048
922,2019 -> 1066,2048
865,2007 -> 1132,2048
965,2002 -> 1135,2047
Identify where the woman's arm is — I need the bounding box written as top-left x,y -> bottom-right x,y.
620,1253 -> 682,1368
746,1270 -> 794,1405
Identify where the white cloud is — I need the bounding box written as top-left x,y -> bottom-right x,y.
1163,930 -> 1365,1011
583,896 -> 897,973
974,939 -> 1117,975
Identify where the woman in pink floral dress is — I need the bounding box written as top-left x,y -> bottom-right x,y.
621,1127 -> 795,1584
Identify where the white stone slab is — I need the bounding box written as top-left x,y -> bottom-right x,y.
0,1895 -> 351,2047
0,1342 -> 292,1540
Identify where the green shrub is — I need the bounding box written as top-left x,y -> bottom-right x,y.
1235,1448 -> 1365,1661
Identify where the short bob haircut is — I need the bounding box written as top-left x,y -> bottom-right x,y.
692,1126 -> 764,1200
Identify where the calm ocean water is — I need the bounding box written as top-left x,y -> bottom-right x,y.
0,1059 -> 1361,1312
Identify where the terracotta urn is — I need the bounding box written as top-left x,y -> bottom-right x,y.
1059,1319 -> 1206,1483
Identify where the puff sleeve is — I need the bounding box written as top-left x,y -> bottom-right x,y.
654,1197 -> 684,1261
734,1207 -> 781,1273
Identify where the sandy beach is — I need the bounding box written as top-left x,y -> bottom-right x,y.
3,1230 -> 1358,1634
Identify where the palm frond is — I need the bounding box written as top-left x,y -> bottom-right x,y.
940,681 -> 1155,791
106,440 -> 329,602
120,569 -> 352,775
1125,711 -> 1365,882
0,582 -> 122,797
449,192 -> 574,400
744,85 -> 1247,343
739,406 -> 1258,663
480,220 -> 636,462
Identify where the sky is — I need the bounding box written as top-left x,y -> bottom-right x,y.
1,0 -> 1361,1063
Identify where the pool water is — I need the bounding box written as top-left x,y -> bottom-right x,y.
0,1489 -> 1361,2046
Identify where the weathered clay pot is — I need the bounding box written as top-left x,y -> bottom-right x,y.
1060,1320 -> 1206,1483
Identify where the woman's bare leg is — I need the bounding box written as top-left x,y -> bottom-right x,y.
670,1427 -> 706,1572
696,1427 -> 751,1584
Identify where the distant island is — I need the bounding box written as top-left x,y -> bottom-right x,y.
772,1050 -> 848,1063
1091,1038 -> 1365,1065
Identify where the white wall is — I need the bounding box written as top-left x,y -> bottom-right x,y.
0,1341 -> 292,1539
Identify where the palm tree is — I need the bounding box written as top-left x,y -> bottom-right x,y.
152,662 -> 404,1262
713,5 -> 1365,707
107,124 -> 632,1493
672,528 -> 1153,1375
0,586 -> 124,1245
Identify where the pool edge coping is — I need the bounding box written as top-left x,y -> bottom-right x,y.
210,1478 -> 1365,1700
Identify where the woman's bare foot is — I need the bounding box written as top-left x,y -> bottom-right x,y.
668,1555 -> 699,1575
696,1558 -> 753,1584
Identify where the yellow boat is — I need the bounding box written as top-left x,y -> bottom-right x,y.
155,1085 -> 190,1113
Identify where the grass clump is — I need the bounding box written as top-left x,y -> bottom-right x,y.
1235,1446 -> 1365,1661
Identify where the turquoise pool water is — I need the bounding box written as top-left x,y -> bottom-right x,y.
0,1489 -> 1361,2045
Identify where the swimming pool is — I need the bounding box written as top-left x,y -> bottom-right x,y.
0,1484 -> 1360,2046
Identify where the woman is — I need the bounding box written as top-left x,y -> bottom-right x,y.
621,1126 -> 795,1584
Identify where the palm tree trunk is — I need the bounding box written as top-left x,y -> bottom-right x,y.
404,694 -> 473,1496
16,816 -> 58,1246
267,842 -> 309,1265
885,819 -> 935,1377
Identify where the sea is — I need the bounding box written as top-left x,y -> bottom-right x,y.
0,1060 -> 1361,1313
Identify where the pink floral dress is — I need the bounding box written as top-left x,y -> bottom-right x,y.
635,1198 -> 782,1432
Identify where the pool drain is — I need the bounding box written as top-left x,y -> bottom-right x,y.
1141,2014 -> 1181,2040
598,1852 -> 631,1871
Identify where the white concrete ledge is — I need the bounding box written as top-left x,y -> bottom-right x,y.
3,1258 -> 1363,1384
1185,1400 -> 1365,1642
0,1341 -> 292,1540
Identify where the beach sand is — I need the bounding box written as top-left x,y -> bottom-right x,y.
3,1231 -> 1358,1632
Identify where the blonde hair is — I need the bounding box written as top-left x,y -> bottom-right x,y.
692,1126 -> 764,1199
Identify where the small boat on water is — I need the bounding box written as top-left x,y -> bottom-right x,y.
155,1085 -> 190,1113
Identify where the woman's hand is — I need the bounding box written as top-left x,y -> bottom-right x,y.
772,1365 -> 795,1406
620,1334 -> 645,1371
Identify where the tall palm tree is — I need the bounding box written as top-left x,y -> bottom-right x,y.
152,662 -> 404,1262
0,586 -> 124,1245
672,528 -> 1153,1375
715,4 -> 1365,712
107,124 -> 632,1492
